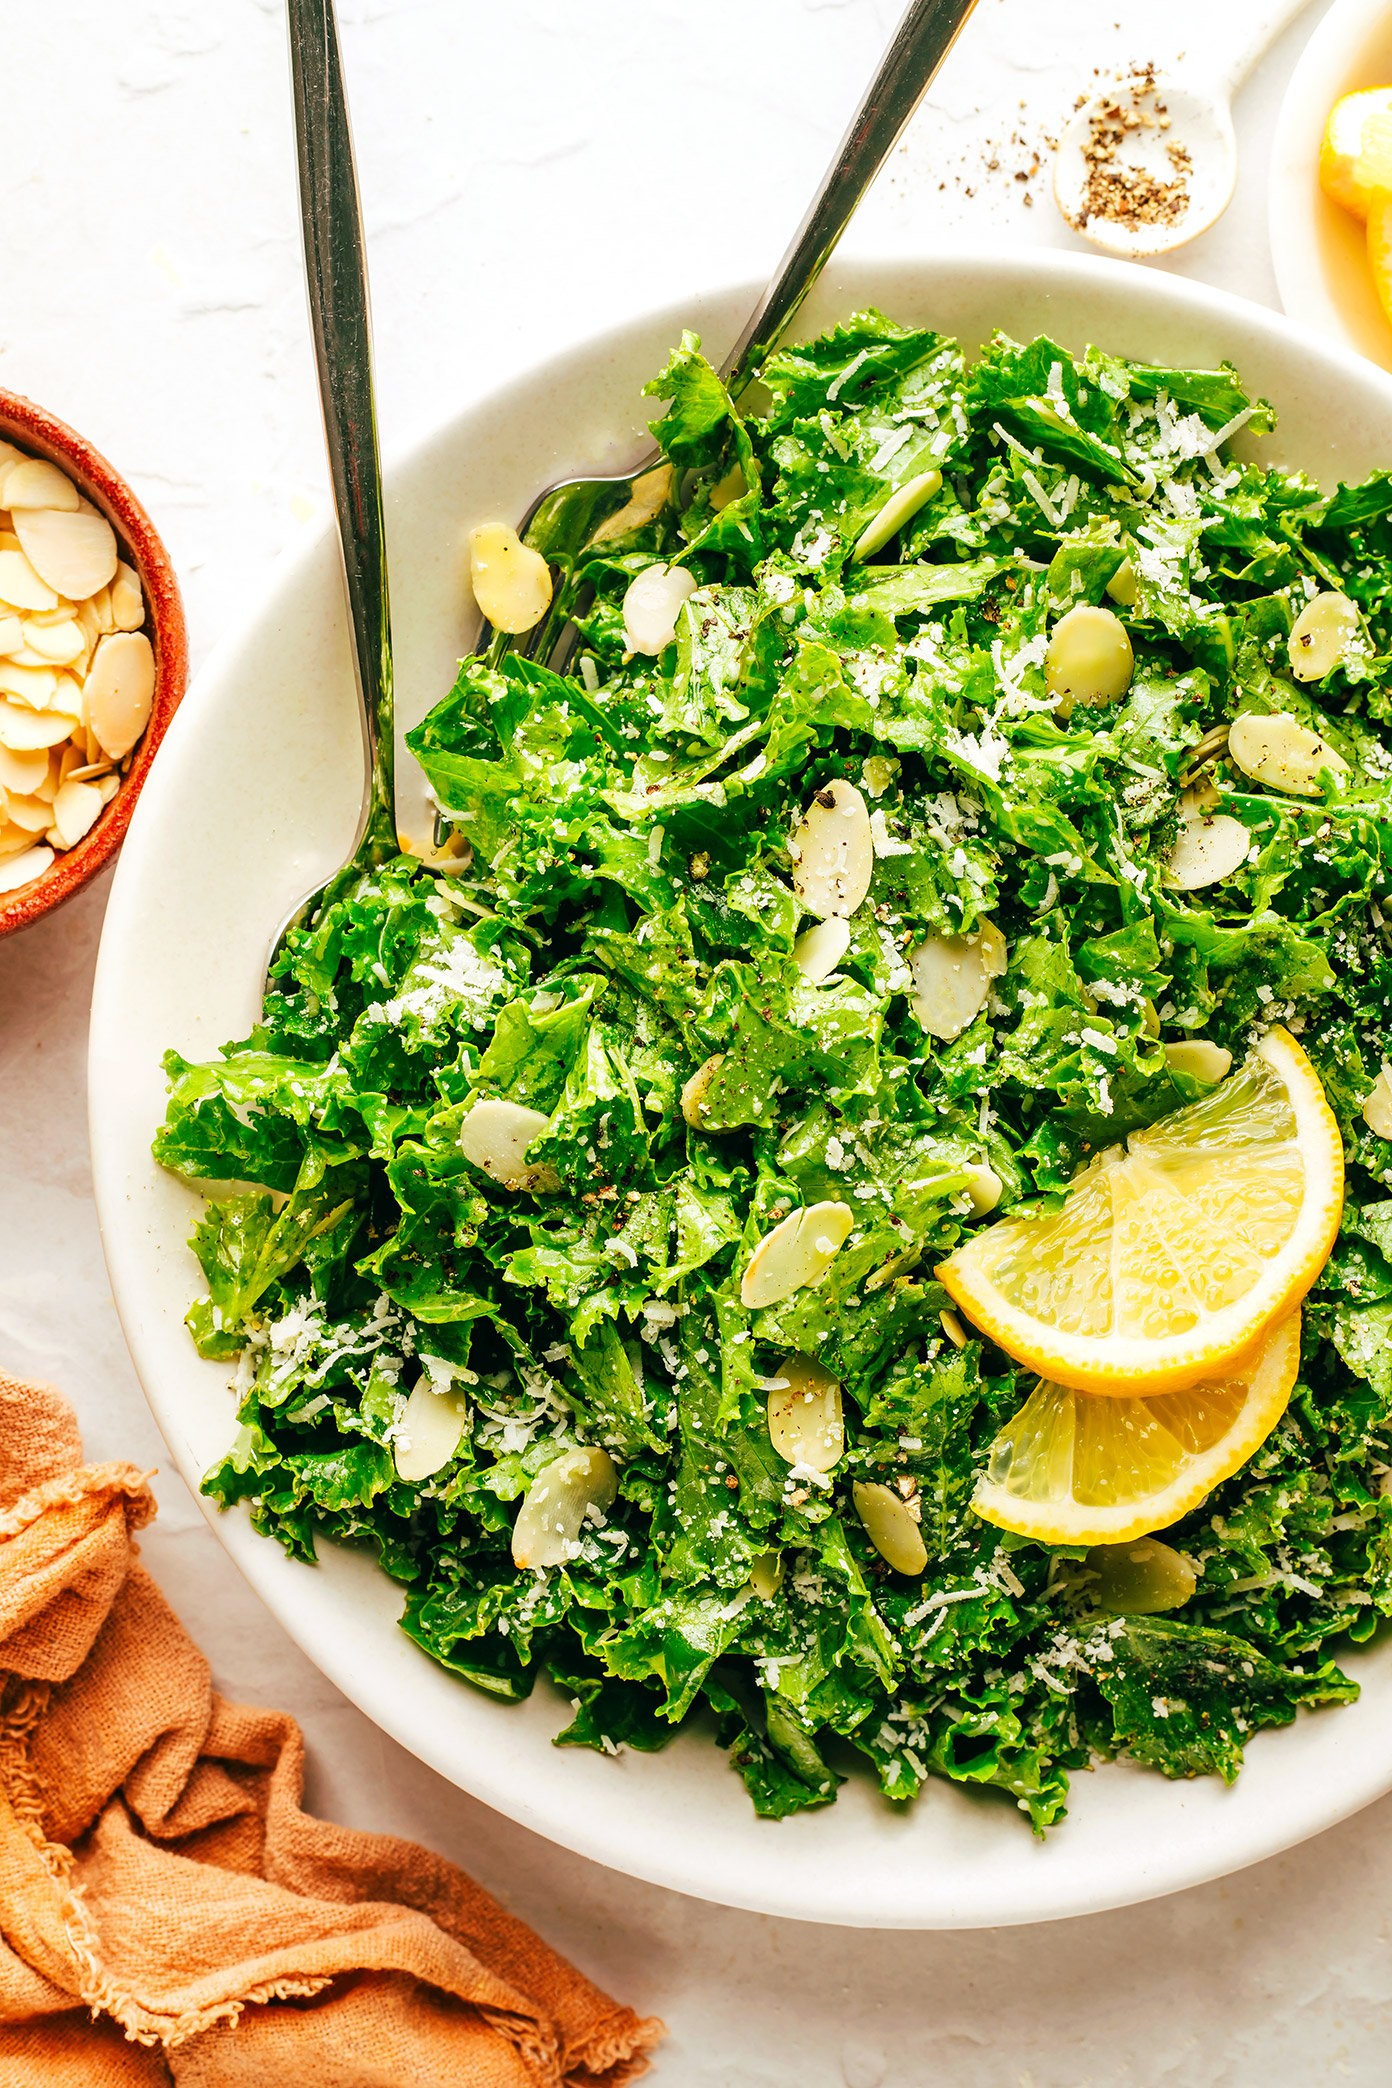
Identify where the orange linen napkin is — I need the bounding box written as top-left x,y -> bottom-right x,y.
0,1372 -> 663,2086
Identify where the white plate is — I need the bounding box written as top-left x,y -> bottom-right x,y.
89,251 -> 1392,1929
1270,0 -> 1392,363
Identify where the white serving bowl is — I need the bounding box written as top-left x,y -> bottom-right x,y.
90,251 -> 1392,1929
1270,0 -> 1392,363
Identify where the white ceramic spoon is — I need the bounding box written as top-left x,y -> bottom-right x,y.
1053,0 -> 1314,257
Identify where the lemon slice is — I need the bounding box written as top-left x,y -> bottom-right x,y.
972,1312 -> 1300,1545
938,1027 -> 1342,1396
1320,87 -> 1392,220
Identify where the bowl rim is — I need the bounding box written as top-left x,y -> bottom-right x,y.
0,386 -> 189,938
89,246 -> 1392,1928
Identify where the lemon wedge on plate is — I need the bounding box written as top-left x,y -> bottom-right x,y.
1320,87 -> 1392,219
938,1027 -> 1342,1396
1368,188 -> 1392,331
973,1311 -> 1301,1545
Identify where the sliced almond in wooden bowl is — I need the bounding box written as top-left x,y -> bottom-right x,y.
13,502 -> 118,604
0,387 -> 186,939
86,633 -> 156,760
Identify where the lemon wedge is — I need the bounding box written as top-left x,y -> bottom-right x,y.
1368,189 -> 1392,332
1320,87 -> 1392,220
938,1027 -> 1342,1396
972,1312 -> 1300,1545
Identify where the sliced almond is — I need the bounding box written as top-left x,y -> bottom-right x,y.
21,615 -> 85,666
621,562 -> 698,655
0,700 -> 73,751
3,458 -> 79,512
109,559 -> 145,631
852,1480 -> 928,1575
792,915 -> 851,983
766,1355 -> 844,1471
12,504 -> 117,602
392,1374 -> 469,1483
469,522 -> 552,636
0,743 -> 49,794
1165,1039 -> 1232,1085
1180,724 -> 1232,787
789,778 -> 873,920
851,469 -> 943,562
97,772 -> 120,806
1105,558 -> 1138,607
864,1242 -> 923,1295
0,545 -> 59,612
33,753 -> 60,804
63,758 -> 112,784
75,597 -> 104,651
0,841 -> 53,892
591,462 -> 675,543
459,1096 -> 558,1192
1227,710 -> 1350,797
86,631 -> 154,758
747,1551 -> 785,1600
1166,786 -> 1250,890
962,1160 -> 1003,1215
0,615 -> 23,658
1288,590 -> 1360,682
1362,1064 -> 1392,1140
741,1200 -> 854,1310
680,1053 -> 726,1130
1086,1537 -> 1196,1615
511,1445 -> 618,1569
1,789 -> 52,834
51,776 -> 102,849
81,688 -> 101,765
0,660 -> 58,711
46,673 -> 84,723
0,820 -> 33,860
909,920 -> 1007,1039
1045,604 -> 1134,708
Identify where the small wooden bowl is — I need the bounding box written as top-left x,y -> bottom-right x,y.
0,389 -> 188,938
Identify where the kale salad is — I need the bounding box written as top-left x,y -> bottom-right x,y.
156,312 -> 1392,1829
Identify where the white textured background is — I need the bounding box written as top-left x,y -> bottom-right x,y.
4,1 -> 1391,2080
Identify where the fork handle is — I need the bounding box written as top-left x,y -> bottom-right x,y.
287,0 -> 396,852
721,0 -> 980,393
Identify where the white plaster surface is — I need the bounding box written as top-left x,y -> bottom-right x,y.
2,0 -> 1390,2078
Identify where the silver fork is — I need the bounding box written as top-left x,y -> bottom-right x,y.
270,0 -> 979,988
478,0 -> 981,677
266,0 -> 396,992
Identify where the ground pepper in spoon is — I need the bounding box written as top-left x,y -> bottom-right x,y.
1053,0 -> 1313,257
